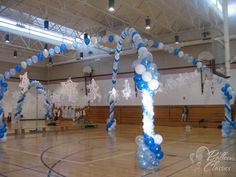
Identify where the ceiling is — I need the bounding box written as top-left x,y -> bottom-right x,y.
0,0 -> 236,67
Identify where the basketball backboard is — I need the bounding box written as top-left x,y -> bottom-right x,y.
212,40 -> 230,78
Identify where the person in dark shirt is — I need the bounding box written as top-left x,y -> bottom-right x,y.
181,105 -> 188,122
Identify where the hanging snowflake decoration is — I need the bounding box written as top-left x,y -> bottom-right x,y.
109,87 -> 119,103
19,72 -> 30,94
60,77 -> 79,106
122,79 -> 132,100
87,79 -> 101,103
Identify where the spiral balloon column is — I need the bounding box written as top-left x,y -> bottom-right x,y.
106,27 -> 164,169
0,79 -> 8,141
14,80 -> 52,121
221,83 -> 235,137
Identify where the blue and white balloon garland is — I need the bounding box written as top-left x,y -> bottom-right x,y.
14,80 -> 52,121
0,79 -> 8,141
106,27 -> 164,169
0,42 -> 69,141
221,83 -> 235,137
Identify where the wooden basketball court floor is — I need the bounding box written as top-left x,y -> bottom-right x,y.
0,124 -> 235,177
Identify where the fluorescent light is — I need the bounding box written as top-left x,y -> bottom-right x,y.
145,17 -> 151,30
5,34 -> 10,43
108,0 -> 115,12
0,16 -> 75,45
228,4 -> 236,16
108,7 -> 115,12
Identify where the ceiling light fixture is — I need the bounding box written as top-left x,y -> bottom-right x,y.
5,34 -> 10,43
80,52 -> 84,59
145,16 -> 151,30
49,57 -> 53,65
108,0 -> 115,12
0,16 -> 75,45
44,19 -> 49,30
13,50 -> 17,58
44,43 -> 48,50
175,35 -> 180,44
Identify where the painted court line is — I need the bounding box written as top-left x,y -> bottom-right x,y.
6,147 -> 134,165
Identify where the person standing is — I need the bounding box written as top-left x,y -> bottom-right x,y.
181,105 -> 188,122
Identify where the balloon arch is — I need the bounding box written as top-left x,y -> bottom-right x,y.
0,27 -> 234,169
14,80 -> 52,121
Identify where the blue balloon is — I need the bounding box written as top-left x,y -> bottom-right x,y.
84,38 -> 90,45
2,82 -> 8,88
37,52 -> 43,61
60,43 -> 67,52
173,48 -> 180,56
15,64 -> 22,72
152,41 -> 159,48
227,95 -> 232,100
137,43 -> 145,51
192,58 -> 198,66
136,81 -> 148,90
49,48 -> 55,56
150,144 -> 161,153
156,151 -> 164,160
221,87 -> 226,93
108,35 -> 114,42
0,92 -> 3,100
27,58 -> 33,66
133,74 -> 142,82
225,83 -> 230,89
0,122 -> 6,129
141,58 -> 151,68
144,136 -> 154,146
0,132 -> 4,139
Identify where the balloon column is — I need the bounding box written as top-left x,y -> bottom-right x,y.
106,27 -> 164,169
14,79 -> 52,121
221,83 -> 235,137
0,79 -> 8,141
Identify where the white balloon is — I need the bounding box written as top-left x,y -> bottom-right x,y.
128,28 -> 136,36
197,62 -> 202,68
54,46 -> 60,54
178,51 -> 184,58
67,44 -> 73,50
154,134 -> 163,144
9,68 -> 16,76
32,55 -> 38,63
148,79 -> 159,91
142,71 -> 152,82
168,46 -> 174,53
21,61 -> 27,69
163,45 -> 169,52
43,50 -> 49,58
114,35 -> 120,42
158,42 -> 164,50
91,36 -> 97,45
135,64 -> 146,74
138,47 -> 148,56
